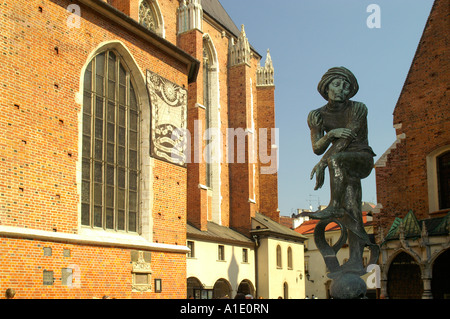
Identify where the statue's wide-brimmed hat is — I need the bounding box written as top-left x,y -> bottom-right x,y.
317,67 -> 359,101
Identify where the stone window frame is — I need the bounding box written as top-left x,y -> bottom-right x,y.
202,33 -> 222,224
426,145 -> 450,213
77,41 -> 153,242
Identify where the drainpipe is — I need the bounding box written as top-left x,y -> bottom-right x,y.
253,234 -> 260,298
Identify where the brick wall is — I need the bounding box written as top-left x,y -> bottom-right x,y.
177,28 -> 208,231
257,85 -> 279,223
0,0 -> 190,298
0,236 -> 186,298
179,19 -> 269,232
375,0 -> 449,236
152,160 -> 187,246
228,62 -> 257,236
0,0 -> 281,297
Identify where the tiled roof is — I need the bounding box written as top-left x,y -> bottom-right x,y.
187,221 -> 253,245
294,211 -> 372,235
251,213 -> 307,242
187,212 -> 308,245
429,213 -> 450,235
202,0 -> 240,37
202,0 -> 260,56
295,220 -> 340,235
384,211 -> 450,242
279,216 -> 294,229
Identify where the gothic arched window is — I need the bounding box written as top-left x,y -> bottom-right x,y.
139,0 -> 163,36
203,45 -> 212,187
287,247 -> 293,270
276,245 -> 282,268
202,34 -> 221,223
82,50 -> 140,233
283,282 -> 289,299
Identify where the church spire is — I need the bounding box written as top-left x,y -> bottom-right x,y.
229,24 -> 251,67
257,49 -> 275,86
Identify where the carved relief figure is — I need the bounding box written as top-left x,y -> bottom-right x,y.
147,70 -> 188,166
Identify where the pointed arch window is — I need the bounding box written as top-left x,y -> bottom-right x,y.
81,50 -> 140,233
283,282 -> 289,299
287,247 -> 293,270
276,245 -> 282,268
201,34 -> 221,223
139,0 -> 163,36
203,45 -> 212,187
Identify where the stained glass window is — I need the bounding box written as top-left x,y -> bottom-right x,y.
82,51 -> 140,233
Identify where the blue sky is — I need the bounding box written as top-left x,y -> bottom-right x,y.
220,0 -> 435,215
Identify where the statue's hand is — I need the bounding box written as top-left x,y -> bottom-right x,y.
328,128 -> 356,140
310,161 -> 327,190
307,110 -> 323,129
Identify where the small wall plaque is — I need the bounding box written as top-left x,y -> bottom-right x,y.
43,270 -> 54,285
61,268 -> 73,287
43,247 -> 52,256
131,251 -> 152,292
63,249 -> 71,258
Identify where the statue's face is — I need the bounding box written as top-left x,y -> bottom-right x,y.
327,78 -> 351,102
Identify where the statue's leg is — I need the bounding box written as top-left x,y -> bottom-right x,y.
328,154 -> 349,211
340,153 -> 374,273
309,152 -> 373,221
308,153 -> 348,219
342,177 -> 366,274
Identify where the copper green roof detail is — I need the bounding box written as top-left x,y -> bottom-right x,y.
383,211 -> 450,243
429,212 -> 450,235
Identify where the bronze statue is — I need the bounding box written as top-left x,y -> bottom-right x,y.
305,67 -> 379,298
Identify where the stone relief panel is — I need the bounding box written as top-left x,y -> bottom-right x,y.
147,70 -> 188,167
131,250 -> 152,292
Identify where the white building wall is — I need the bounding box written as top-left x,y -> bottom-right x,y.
187,239 -> 255,298
257,237 -> 305,299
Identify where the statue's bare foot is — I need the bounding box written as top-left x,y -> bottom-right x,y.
306,206 -> 345,220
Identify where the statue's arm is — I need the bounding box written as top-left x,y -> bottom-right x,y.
346,102 -> 368,133
308,104 -> 367,190
308,110 -> 331,155
318,103 -> 367,164
318,137 -> 350,165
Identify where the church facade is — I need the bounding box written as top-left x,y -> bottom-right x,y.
374,0 -> 449,299
0,0 -> 295,298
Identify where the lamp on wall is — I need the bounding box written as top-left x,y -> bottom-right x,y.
306,272 -> 314,283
